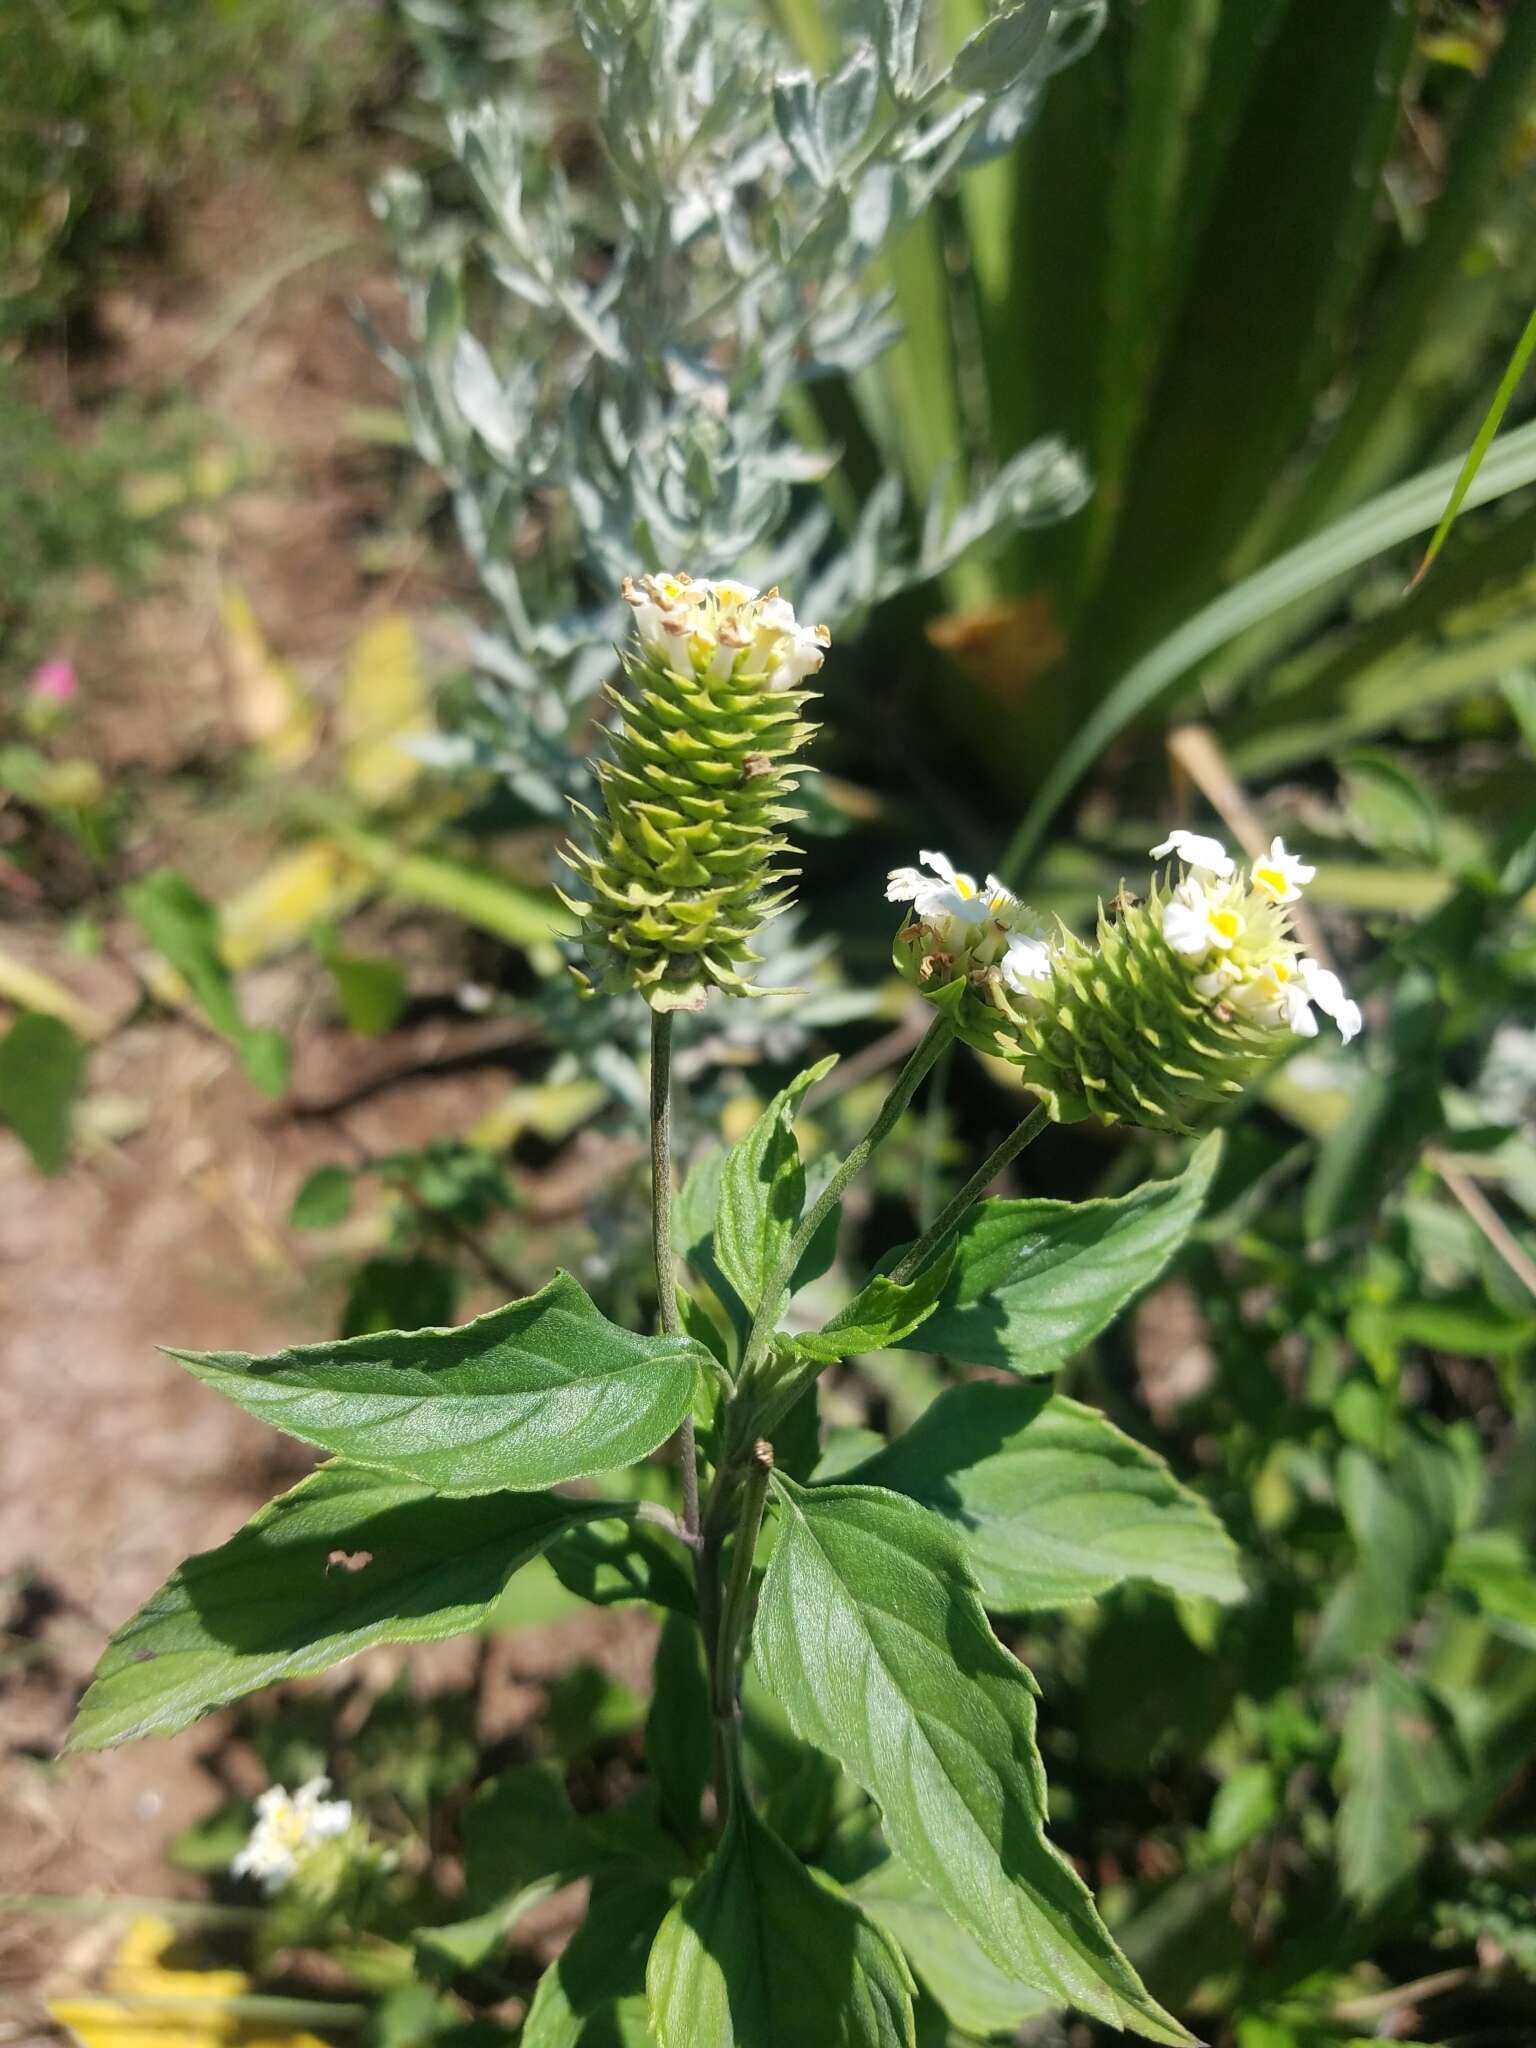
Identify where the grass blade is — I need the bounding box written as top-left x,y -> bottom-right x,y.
999,416 -> 1536,880
1406,305 -> 1536,592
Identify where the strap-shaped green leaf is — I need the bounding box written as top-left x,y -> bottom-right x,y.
844,1381 -> 1243,1610
68,1464 -> 619,1749
647,1797 -> 915,2048
166,1270 -> 708,1493
713,1056 -> 837,1315
898,1134 -> 1219,1372
752,1479 -> 1190,2044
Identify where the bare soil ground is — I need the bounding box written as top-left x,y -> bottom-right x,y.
0,161 -> 645,2035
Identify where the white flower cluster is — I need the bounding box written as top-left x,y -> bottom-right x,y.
622,571 -> 830,691
886,849 -> 1054,995
1152,830 -> 1361,1043
231,1776 -> 352,1895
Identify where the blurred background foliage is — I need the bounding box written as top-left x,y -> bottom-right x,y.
6,3 -> 1536,2046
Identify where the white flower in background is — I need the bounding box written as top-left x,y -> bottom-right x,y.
232,1777 -> 352,1895
887,847 -> 1054,996
622,571 -> 829,690
1151,830 -> 1234,879
1151,832 -> 1360,1046
1250,836 -> 1316,906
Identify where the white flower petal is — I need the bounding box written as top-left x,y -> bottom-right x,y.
886,866 -> 925,904
920,849 -> 958,885
1162,897 -> 1212,957
1151,830 -> 1234,879
1000,935 -> 1052,992
1280,984 -> 1318,1037
1251,835 -> 1316,905
1297,956 -> 1360,1040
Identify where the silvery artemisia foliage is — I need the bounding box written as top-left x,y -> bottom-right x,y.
371,0 -> 1099,825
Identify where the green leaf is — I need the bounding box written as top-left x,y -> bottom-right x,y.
524,1875 -> 675,2048
713,1057 -> 837,1316
0,1011 -> 87,1174
844,1381 -> 1243,1610
325,947 -> 410,1036
341,1254 -> 457,1337
647,1611 -> 713,1843
1312,1426 -> 1476,1671
126,870 -> 289,1098
69,1465 -> 617,1749
415,1882 -> 562,1981
1408,303 -> 1536,591
1335,1662 -> 1467,1907
165,1270 -> 707,1495
752,1479 -> 1189,2042
1444,1530 -> 1536,1649
741,1658 -> 841,1859
1279,3 -> 1536,536
796,1242 -> 957,1364
289,1164 -> 355,1230
240,1027 -> 292,1096
676,1143 -> 751,1350
899,1135 -> 1219,1373
646,1798 -> 916,2048
849,1855 -> 1052,2040
1075,0 -> 1416,661
999,415 -> 1536,882
548,1518 -> 696,1617
1202,1763 -> 1279,1861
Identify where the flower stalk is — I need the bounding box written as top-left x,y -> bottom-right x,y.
649,1009 -> 699,1544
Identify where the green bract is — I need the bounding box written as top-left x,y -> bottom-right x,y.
560,573 -> 828,1012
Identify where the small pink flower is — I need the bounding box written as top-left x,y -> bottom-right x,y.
31,658 -> 78,704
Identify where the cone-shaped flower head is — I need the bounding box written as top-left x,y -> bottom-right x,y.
560,573 -> 828,1012
890,833 -> 1359,1131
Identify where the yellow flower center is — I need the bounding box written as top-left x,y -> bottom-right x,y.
1209,907 -> 1243,946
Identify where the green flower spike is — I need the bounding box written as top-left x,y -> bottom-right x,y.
889,832 -> 1360,1132
560,573 -> 829,1013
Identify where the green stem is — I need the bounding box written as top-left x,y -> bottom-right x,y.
706,1441 -> 774,1829
738,1016 -> 954,1384
651,1011 -> 699,1543
0,1892 -> 263,1928
714,1442 -> 774,1710
887,1100 -> 1050,1284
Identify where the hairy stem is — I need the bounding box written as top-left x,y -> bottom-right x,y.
651,1010 -> 700,1543
887,1100 -> 1051,1284
738,1015 -> 954,1385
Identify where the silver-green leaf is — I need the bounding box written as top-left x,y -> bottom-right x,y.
897,1134 -> 1220,1373
69,1464 -> 620,1749
647,1797 -> 915,2048
166,1270 -> 708,1494
844,1381 -> 1244,1610
752,1479 -> 1190,2044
